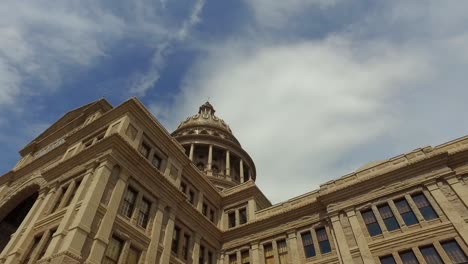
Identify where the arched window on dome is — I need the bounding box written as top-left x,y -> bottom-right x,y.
212,165 -> 219,175
200,130 -> 208,135
196,162 -> 205,171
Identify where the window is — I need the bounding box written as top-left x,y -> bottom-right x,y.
419,245 -> 443,264
140,142 -> 151,158
277,240 -> 288,264
399,250 -> 419,264
189,190 -> 195,204
37,229 -> 56,260
52,186 -> 67,212
229,253 -> 237,264
120,187 -> 137,218
182,234 -> 190,260
379,255 -> 396,264
199,246 -> 205,264
127,247 -> 141,264
152,154 -> 162,169
228,212 -> 236,228
103,236 -> 124,264
264,243 -> 274,264
441,240 -> 468,263
301,232 -> 316,258
209,209 -> 215,222
22,235 -> 41,264
241,250 -> 250,264
137,198 -> 151,228
395,199 -> 419,226
361,209 -> 382,236
171,227 -> 180,254
208,251 -> 213,264
316,228 -> 331,254
203,203 -> 208,215
239,208 -> 247,225
411,193 -> 438,221
378,204 -> 400,231
180,182 -> 187,193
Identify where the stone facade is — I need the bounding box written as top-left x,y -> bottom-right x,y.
0,98 -> 467,264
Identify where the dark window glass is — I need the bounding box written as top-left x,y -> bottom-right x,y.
239,208 -> 247,225
180,182 -> 187,193
103,236 -> 124,264
140,142 -> 151,158
395,199 -> 419,226
361,209 -> 382,236
152,154 -> 162,169
189,190 -> 195,204
264,243 -> 274,264
228,212 -> 236,228
380,255 -> 396,264
399,250 -> 419,264
208,251 -> 213,264
316,228 -> 331,254
241,250 -> 250,264
378,204 -> 400,231
229,254 -> 237,264
441,240 -> 468,263
209,209 -> 215,222
120,187 -> 137,218
171,227 -> 180,254
420,245 -> 443,264
199,246 -> 205,264
411,193 -> 438,221
137,198 -> 151,228
182,234 -> 190,259
301,232 -> 316,258
202,203 -> 208,216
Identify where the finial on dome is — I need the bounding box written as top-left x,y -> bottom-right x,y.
199,101 -> 215,115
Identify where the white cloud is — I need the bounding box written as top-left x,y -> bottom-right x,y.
162,0 -> 468,203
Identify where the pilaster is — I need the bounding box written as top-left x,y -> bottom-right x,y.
345,209 -> 374,264
330,214 -> 354,264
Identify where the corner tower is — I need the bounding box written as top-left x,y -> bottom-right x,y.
172,102 -> 256,190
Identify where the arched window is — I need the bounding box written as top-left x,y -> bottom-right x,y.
196,162 -> 205,171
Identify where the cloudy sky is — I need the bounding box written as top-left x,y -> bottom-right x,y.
1,0 -> 468,203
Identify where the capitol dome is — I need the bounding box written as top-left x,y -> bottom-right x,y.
172,102 -> 256,190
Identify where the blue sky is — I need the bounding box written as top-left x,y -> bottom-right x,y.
2,0 -> 468,203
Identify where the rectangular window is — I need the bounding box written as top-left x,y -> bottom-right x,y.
126,247 -> 141,264
379,255 -> 396,264
208,251 -> 213,264
180,182 -> 187,193
361,209 -> 382,236
209,209 -> 215,222
378,204 -> 400,231
395,198 -> 419,226
182,234 -> 190,260
441,240 -> 468,263
229,253 -> 237,264
399,250 -> 419,264
171,227 -> 180,254
301,231 -> 316,258
103,236 -> 124,264
189,190 -> 195,204
228,212 -> 236,228
239,208 -> 247,225
411,193 -> 438,221
203,203 -> 208,216
199,246 -> 205,264
241,250 -> 250,264
152,154 -> 162,169
140,142 -> 151,158
277,239 -> 288,264
120,187 -> 137,218
264,243 -> 274,264
316,227 -> 331,254
136,198 -> 151,228
419,245 -> 443,264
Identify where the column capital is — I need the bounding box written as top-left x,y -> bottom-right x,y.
345,208 -> 356,217
425,180 -> 439,191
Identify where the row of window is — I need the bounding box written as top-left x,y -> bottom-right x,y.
379,239 -> 468,264
51,178 -> 82,213
139,139 -> 165,170
103,235 -> 142,264
362,193 -> 438,237
119,186 -> 152,229
228,207 -> 247,228
301,227 -> 332,258
171,224 -> 215,263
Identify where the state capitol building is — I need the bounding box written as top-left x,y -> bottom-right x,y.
0,98 -> 467,264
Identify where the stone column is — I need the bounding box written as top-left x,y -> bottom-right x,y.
57,180 -> 76,209
50,161 -> 114,263
427,181 -> 468,245
240,160 -> 244,183
189,144 -> 195,161
159,210 -> 176,264
251,243 -> 260,264
118,240 -> 130,264
248,200 -> 256,221
404,194 -> 425,225
330,214 -> 354,264
286,232 -> 300,264
207,145 -> 213,175
145,202 -> 166,263
446,175 -> 468,208
3,189 -> 50,264
197,192 -> 204,212
345,210 -> 374,264
192,233 -> 201,264
85,171 -> 128,264
225,151 -> 231,179
372,205 -> 388,236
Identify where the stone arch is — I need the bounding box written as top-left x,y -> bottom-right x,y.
0,176 -> 46,253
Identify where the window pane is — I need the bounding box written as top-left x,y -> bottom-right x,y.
228,212 -> 236,228
401,211 -> 419,226
380,255 -> 396,264
378,205 -> 400,231
241,250 -> 250,264
127,247 -> 141,264
362,210 -> 382,236
301,232 -> 315,258
399,250 -> 419,264
229,254 -> 237,264
239,208 -> 247,225
395,199 -> 412,214
395,199 -> 418,226
420,245 -> 443,264
104,236 -> 123,264
171,227 -> 180,254
442,240 -> 468,263
120,187 -> 137,218
412,194 -> 438,221
316,228 -> 331,254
